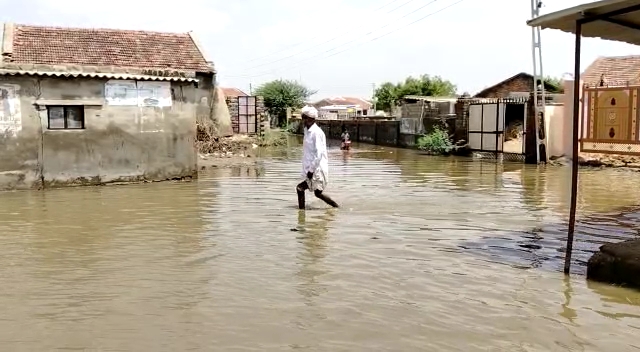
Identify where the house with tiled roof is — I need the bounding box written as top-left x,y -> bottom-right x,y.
474,72 -> 562,98
220,87 -> 248,98
312,96 -> 374,119
581,55 -> 640,86
0,22 -> 227,190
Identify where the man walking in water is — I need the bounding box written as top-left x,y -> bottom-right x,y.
297,106 -> 339,210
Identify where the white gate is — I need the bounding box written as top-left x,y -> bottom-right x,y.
468,102 -> 505,153
466,97 -> 529,159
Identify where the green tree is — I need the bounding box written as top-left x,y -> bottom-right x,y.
373,74 -> 457,112
254,79 -> 316,127
542,76 -> 564,93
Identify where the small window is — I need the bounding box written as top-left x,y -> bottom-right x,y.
47,106 -> 85,130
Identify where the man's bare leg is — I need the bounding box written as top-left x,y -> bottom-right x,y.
314,190 -> 339,208
296,181 -> 308,210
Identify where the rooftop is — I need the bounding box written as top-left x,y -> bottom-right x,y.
527,0 -> 640,46
313,96 -> 372,109
582,55 -> 640,84
220,87 -> 248,98
1,23 -> 213,75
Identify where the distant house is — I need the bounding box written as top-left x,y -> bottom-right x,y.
474,72 -> 561,98
0,22 -> 219,191
313,96 -> 373,119
220,87 -> 248,98
582,55 -> 640,86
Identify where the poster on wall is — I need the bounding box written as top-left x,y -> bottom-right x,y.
105,80 -> 138,106
137,81 -> 172,107
0,84 -> 22,136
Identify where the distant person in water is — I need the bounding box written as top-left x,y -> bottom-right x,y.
296,106 -> 339,210
340,124 -> 351,150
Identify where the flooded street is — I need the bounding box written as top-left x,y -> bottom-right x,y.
1,140 -> 640,351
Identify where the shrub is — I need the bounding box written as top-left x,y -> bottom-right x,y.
285,122 -> 298,134
416,126 -> 454,155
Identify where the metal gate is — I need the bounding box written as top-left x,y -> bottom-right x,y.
237,96 -> 258,134
467,98 -> 528,160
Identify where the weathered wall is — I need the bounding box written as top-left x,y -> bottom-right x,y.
401,101 -> 443,119
314,120 -> 399,146
194,74 -> 233,137
0,75 -> 199,191
543,104 -> 566,159
307,118 -> 451,150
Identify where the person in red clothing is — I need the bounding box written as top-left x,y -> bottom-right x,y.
340,124 -> 351,150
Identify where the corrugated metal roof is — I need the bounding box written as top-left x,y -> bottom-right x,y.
527,0 -> 640,46
403,95 -> 458,101
318,104 -> 358,110
0,69 -> 198,82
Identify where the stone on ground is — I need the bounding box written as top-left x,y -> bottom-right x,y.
587,239 -> 640,289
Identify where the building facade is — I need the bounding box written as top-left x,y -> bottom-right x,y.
0,23 -> 222,190
313,97 -> 374,118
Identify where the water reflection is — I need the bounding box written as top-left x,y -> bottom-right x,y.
295,209 -> 336,303
560,276 -> 577,324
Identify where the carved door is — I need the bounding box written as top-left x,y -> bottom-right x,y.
596,90 -> 630,140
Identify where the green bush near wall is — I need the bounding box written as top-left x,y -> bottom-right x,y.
416,126 -> 455,155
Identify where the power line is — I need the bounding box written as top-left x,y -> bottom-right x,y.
229,0 -> 465,79
229,0 -> 439,77
310,0 -> 440,61
239,0 -> 404,65
326,0 -> 466,58
240,0 -> 422,72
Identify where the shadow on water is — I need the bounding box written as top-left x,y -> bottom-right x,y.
459,189 -> 640,275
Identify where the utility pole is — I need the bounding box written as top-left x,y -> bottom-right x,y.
371,83 -> 377,112
531,0 -> 547,164
249,83 -> 253,95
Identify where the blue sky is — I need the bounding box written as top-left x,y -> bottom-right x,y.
2,0 -> 640,100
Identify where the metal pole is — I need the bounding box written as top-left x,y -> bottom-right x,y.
564,20 -> 582,275
530,0 -> 541,163
372,83 -> 377,112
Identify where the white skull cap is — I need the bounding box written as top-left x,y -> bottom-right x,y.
301,105 -> 318,118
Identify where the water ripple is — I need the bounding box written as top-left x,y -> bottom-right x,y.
0,143 -> 639,350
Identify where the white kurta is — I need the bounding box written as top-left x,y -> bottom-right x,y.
301,123 -> 329,191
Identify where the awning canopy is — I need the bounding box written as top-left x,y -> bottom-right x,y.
528,0 -> 640,275
527,0 -> 640,46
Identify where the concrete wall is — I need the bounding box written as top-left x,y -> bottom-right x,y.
194,75 -> 233,137
543,104 -> 566,159
312,120 -> 416,147
0,75 -> 199,191
561,79 -> 583,159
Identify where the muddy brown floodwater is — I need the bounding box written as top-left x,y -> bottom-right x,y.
1,138 -> 640,351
